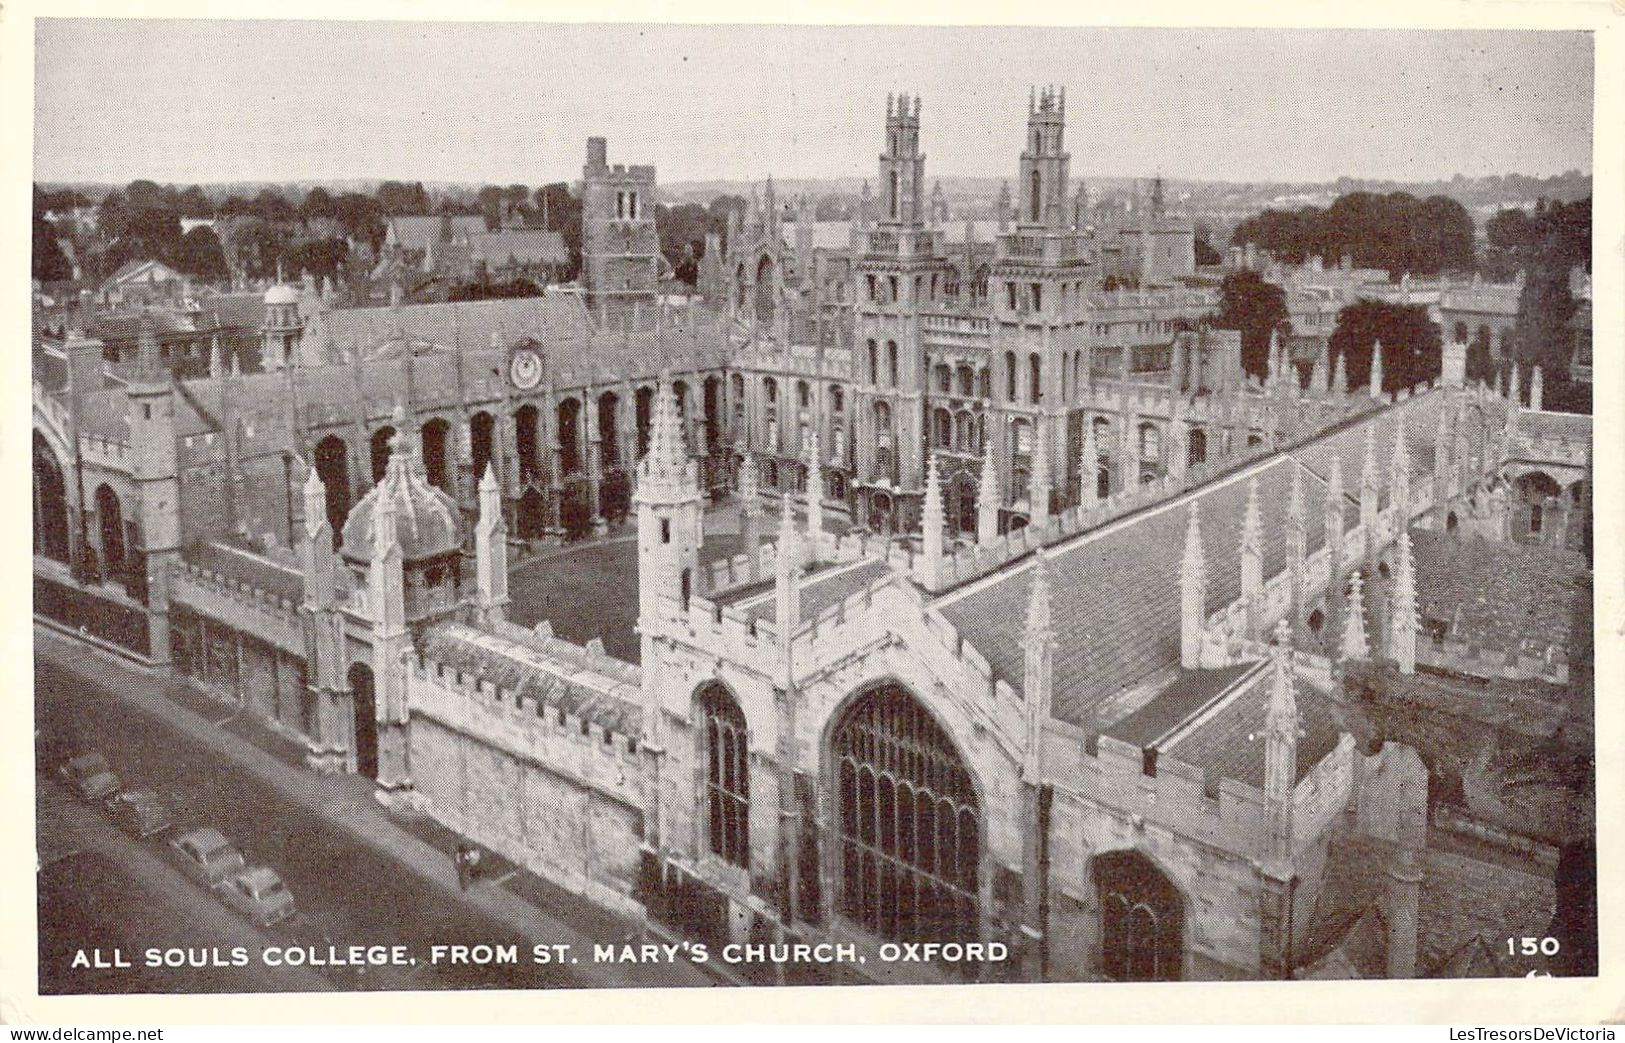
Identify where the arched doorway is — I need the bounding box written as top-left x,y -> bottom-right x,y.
832,682 -> 979,943
1514,471 -> 1562,543
313,435 -> 350,545
1092,849 -> 1184,981
348,661 -> 378,779
95,484 -> 126,584
33,431 -> 71,563
868,492 -> 892,533
421,418 -> 450,491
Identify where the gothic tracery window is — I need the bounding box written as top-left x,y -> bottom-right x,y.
834,683 -> 979,943
700,684 -> 750,868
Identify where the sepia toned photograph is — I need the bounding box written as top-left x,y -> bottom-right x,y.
21,15 -> 1599,1005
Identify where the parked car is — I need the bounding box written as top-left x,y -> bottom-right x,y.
105,789 -> 174,838
169,827 -> 246,888
59,752 -> 120,802
220,866 -> 295,927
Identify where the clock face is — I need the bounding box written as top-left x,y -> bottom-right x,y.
509,348 -> 542,390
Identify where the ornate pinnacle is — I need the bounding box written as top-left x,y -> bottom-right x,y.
1182,503 -> 1205,576
1023,549 -> 1054,647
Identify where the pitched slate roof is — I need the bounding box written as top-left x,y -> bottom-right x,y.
183,539 -> 304,603
387,215 -> 487,252
737,558 -> 894,625
934,388 -> 1456,730
418,621 -> 643,739
470,230 -> 568,267
1162,669 -> 1345,787
1410,529 -> 1587,659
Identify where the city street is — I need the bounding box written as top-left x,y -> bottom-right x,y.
32,644 -> 694,994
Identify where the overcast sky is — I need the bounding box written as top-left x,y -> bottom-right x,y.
33,21 -> 1593,187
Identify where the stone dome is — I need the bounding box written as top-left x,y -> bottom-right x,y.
340,430 -> 462,564
263,283 -> 299,306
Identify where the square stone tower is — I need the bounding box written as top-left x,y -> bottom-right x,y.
581,137 -> 660,318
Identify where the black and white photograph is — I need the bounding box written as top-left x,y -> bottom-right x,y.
10,6 -> 1615,1024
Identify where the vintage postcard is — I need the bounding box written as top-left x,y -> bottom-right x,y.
5,2 -> 1619,1025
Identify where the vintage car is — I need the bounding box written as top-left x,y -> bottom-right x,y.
59,752 -> 120,802
220,866 -> 295,927
169,827 -> 246,888
105,789 -> 174,838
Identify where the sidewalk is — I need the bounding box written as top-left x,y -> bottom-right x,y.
34,624 -> 722,991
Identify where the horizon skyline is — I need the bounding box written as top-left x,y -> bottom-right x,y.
35,22 -> 1593,187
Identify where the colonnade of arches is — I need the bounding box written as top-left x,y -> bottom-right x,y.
305,377 -> 728,546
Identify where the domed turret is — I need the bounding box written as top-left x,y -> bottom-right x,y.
341,413 -> 461,565
263,283 -> 299,307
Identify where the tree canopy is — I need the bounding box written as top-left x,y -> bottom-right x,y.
1230,191 -> 1474,276
1212,270 -> 1288,379
1326,299 -> 1441,394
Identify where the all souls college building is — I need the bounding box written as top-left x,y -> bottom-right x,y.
34,89 -> 1593,983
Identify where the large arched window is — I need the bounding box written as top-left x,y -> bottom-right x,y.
470,411 -> 496,487
886,341 -> 899,388
597,392 -> 620,470
370,425 -> 396,483
1093,850 -> 1183,981
557,398 -> 582,475
834,683 -> 979,943
1029,353 -> 1043,404
1030,170 -> 1041,222
421,418 -> 450,490
699,683 -> 750,868
515,404 -> 540,483
1005,352 -> 1018,402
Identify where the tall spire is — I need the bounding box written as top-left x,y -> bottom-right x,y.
1530,365 -> 1544,411
1021,549 -> 1055,782
1391,530 -> 1419,673
474,463 -> 509,622
1180,504 -> 1207,669
641,376 -> 690,484
1241,477 -> 1263,632
977,437 -> 1000,544
1369,339 -> 1384,399
1390,417 -> 1410,519
1341,570 -> 1370,661
1265,619 -> 1299,736
302,467 -> 328,544
1333,350 -> 1348,395
1263,618 -> 1300,871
